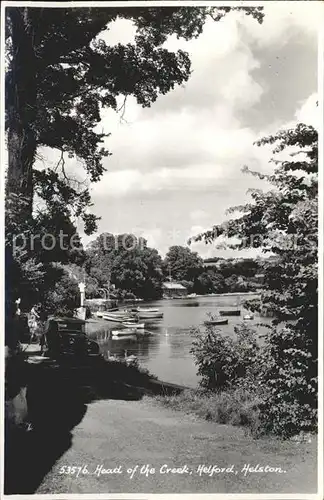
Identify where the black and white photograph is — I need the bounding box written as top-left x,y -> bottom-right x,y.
2,1 -> 323,497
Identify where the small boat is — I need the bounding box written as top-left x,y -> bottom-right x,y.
134,307 -> 159,312
103,315 -> 129,323
204,318 -> 228,326
112,335 -> 137,341
134,307 -> 163,319
219,310 -> 241,316
122,322 -> 145,329
142,316 -> 163,321
103,310 -> 129,316
243,314 -> 254,320
117,308 -> 135,315
102,312 -> 133,323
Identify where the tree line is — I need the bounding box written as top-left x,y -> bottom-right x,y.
44,239 -> 268,316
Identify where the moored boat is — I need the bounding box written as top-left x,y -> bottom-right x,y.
219,309 -> 241,316
111,328 -> 138,336
204,318 -> 228,326
133,307 -> 159,312
102,312 -> 133,323
122,322 -> 145,329
134,307 -> 163,319
112,334 -> 137,340
139,313 -> 163,320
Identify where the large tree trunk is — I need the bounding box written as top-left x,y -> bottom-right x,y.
6,7 -> 37,222
5,8 -> 38,350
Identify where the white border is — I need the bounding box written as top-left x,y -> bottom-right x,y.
1,1 -> 323,500
0,0 -> 6,498
316,17 -> 324,500
3,496 -> 322,500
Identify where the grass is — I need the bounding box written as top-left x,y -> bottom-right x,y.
153,386 -> 264,435
153,387 -> 317,443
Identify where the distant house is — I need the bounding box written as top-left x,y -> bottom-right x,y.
162,282 -> 187,298
203,259 -> 222,269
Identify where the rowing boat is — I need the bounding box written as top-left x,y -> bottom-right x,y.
204,318 -> 228,326
122,322 -> 145,329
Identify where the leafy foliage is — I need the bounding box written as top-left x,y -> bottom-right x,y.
5,6 -> 263,327
195,269 -> 226,294
40,271 -> 80,318
85,233 -> 164,300
163,245 -> 204,290
192,123 -> 318,437
194,257 -> 265,294
5,6 -> 263,221
191,323 -> 261,391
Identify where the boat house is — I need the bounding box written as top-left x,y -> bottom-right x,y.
162,282 -> 187,299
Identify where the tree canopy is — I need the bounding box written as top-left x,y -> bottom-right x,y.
5,6 -> 263,227
85,233 -> 164,300
163,245 -> 204,291
5,6 -> 263,317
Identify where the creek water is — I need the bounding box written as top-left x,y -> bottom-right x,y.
86,294 -> 270,388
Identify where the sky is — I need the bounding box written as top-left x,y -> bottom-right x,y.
38,3 -> 320,259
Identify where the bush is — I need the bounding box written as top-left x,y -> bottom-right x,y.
190,125 -> 318,438
256,325 -> 317,438
190,322 -> 260,391
190,321 -> 317,438
41,272 -> 79,318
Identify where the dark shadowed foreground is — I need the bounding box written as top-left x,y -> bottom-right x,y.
5,359 -> 317,495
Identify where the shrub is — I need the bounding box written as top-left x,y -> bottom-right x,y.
190,124 -> 318,438
256,325 -> 317,438
190,322 -> 260,391
41,272 -> 79,318
191,321 -> 317,438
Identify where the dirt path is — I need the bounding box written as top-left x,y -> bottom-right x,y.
36,397 -> 317,495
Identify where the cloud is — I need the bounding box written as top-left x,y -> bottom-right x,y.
95,18 -> 136,46
190,210 -> 208,223
295,93 -> 319,128
141,227 -> 163,250
91,6 -> 318,204
32,7 -> 318,260
91,158 -> 266,198
240,2 -> 321,48
91,98 -> 281,198
92,12 -> 266,179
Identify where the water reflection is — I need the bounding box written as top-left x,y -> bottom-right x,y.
86,294 -> 268,387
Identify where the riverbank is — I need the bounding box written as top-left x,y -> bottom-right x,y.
201,291 -> 261,297
87,291 -> 261,311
